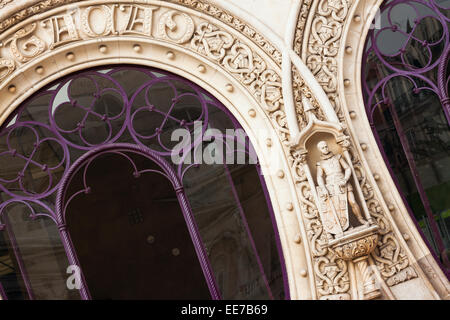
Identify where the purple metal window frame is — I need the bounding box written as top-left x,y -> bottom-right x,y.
55,143 -> 221,300
0,65 -> 290,300
362,0 -> 450,275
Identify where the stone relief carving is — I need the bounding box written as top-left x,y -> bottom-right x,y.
168,0 -> 282,65
191,22 -> 234,61
80,5 -> 115,37
0,1 -> 291,147
316,140 -> 368,236
0,0 -> 282,64
290,99 -> 382,299
4,23 -> 46,63
293,0 -> 314,57
292,65 -> 326,130
305,0 -> 346,120
289,96 -> 372,300
294,0 -> 351,121
158,10 -> 195,43
0,0 -> 431,299
293,0 -> 418,291
0,0 -> 86,33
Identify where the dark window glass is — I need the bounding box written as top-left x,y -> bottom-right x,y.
362,0 -> 450,269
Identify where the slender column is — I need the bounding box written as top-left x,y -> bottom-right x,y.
353,256 -> 380,300
437,45 -> 450,124
57,224 -> 91,300
174,186 -> 222,300
0,282 -> 7,300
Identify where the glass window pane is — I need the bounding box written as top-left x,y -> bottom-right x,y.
363,0 -> 450,267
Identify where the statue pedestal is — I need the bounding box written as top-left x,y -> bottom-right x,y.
328,225 -> 381,300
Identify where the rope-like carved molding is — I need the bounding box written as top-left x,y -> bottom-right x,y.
294,0 -> 418,288
293,0 -> 314,58
0,1 -> 291,144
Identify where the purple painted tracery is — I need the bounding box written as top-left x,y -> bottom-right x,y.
0,66 -> 289,299
363,0 -> 450,272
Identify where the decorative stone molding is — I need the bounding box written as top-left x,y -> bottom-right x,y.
300,0 -> 352,121
0,0 -> 283,65
293,0 -> 314,57
0,0 -> 87,33
309,0 -> 449,299
0,1 -> 289,142
292,65 -> 326,129
168,0 -> 282,66
291,0 -> 450,300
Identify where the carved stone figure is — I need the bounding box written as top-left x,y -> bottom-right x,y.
316,141 -> 367,236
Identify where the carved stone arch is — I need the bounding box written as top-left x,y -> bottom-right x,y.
293,0 -> 449,299
2,0 -> 447,300
0,0 -> 320,300
338,0 -> 450,299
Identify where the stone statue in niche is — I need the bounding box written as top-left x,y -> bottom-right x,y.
316,140 -> 368,238
291,97 -> 382,299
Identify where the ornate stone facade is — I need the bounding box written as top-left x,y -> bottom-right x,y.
0,0 -> 448,300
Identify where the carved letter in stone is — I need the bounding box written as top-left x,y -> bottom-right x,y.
120,4 -> 158,36
157,10 -> 195,44
316,140 -> 368,236
42,13 -> 79,49
4,23 -> 46,63
81,5 -> 115,37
